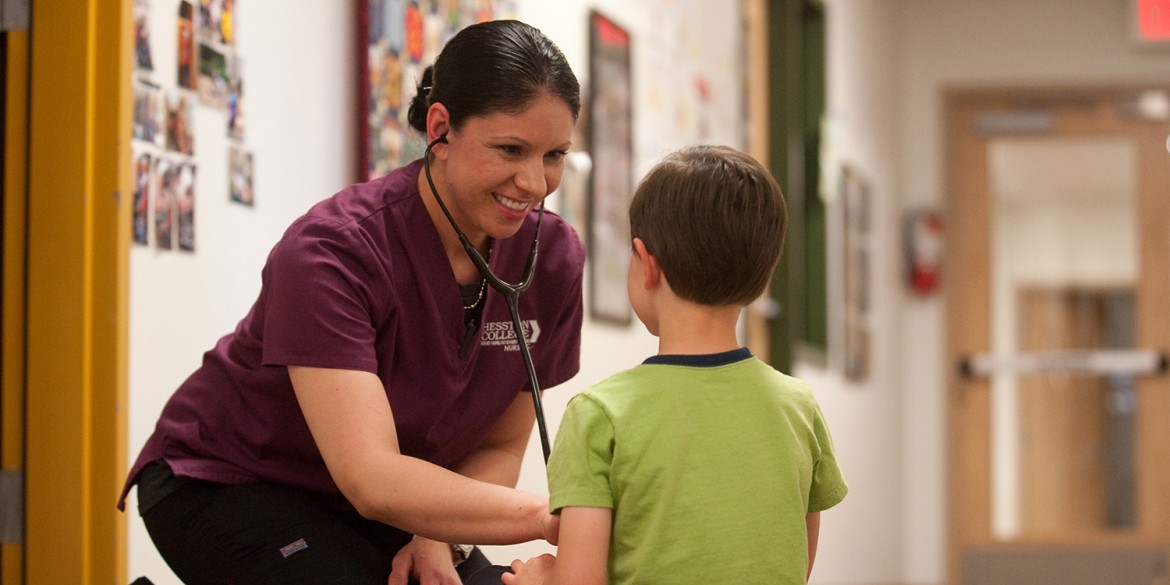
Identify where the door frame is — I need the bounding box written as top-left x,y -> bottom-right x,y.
6,1 -> 132,583
945,86 -> 1170,584
2,27 -> 29,585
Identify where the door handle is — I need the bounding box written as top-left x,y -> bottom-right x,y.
959,348 -> 1169,379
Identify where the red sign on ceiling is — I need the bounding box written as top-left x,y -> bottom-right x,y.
1138,0 -> 1170,41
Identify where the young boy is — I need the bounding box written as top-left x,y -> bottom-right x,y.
503,145 -> 848,585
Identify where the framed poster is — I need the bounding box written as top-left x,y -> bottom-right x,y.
841,166 -> 870,381
586,10 -> 633,325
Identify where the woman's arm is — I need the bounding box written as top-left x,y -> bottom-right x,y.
289,365 -> 550,545
405,390 -> 550,562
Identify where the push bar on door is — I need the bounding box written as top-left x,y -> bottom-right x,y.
959,349 -> 1169,379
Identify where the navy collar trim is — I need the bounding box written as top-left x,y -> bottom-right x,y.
643,347 -> 753,368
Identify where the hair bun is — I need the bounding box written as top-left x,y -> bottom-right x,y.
406,66 -> 436,133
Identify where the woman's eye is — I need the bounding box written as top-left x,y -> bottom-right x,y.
498,145 -> 523,156
546,150 -> 568,162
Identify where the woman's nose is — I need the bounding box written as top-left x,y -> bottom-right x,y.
515,157 -> 547,196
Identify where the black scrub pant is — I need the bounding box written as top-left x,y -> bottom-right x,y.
138,461 -> 508,585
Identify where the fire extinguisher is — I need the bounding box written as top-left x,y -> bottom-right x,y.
904,210 -> 944,296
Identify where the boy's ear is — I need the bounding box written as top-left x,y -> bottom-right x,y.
632,238 -> 660,290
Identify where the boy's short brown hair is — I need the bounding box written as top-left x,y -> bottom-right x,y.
628,145 -> 787,306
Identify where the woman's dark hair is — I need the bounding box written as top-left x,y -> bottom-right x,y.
406,20 -> 580,134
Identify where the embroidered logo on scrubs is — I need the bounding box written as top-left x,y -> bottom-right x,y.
279,538 -> 308,558
481,319 -> 541,351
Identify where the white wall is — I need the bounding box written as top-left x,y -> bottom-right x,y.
126,1 -> 744,582
811,2 -> 907,583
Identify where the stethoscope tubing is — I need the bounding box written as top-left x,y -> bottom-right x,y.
423,135 -> 553,463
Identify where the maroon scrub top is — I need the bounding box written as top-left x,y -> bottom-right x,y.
120,160 -> 585,511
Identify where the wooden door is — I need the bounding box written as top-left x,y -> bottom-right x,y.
947,88 -> 1170,584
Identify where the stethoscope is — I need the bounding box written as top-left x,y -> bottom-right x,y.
423,134 -> 553,463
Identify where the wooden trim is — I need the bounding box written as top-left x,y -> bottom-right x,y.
945,93 -> 994,585
1134,118 -> 1170,540
2,29 -> 30,585
25,0 -> 131,583
743,0 -> 771,361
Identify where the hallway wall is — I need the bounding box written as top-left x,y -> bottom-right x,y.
807,2 -> 905,582
817,1 -> 1170,583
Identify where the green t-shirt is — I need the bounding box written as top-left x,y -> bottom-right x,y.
547,349 -> 847,584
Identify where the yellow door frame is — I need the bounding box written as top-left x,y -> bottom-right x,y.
3,28 -> 30,585
18,0 -> 131,583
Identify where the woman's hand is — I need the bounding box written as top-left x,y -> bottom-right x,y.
501,554 -> 556,585
388,537 -> 460,585
542,512 -> 560,546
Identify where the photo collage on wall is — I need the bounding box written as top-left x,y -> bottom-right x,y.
360,0 -> 516,181
132,0 -> 254,254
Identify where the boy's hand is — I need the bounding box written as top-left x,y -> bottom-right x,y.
501,554 -> 556,585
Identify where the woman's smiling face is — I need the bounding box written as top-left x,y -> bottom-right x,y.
436,92 -> 575,242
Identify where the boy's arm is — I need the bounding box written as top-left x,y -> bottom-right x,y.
551,506 -> 611,584
806,512 -> 821,580
505,506 -> 611,585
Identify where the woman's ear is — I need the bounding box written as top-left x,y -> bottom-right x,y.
632,238 -> 660,291
425,103 -> 451,156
